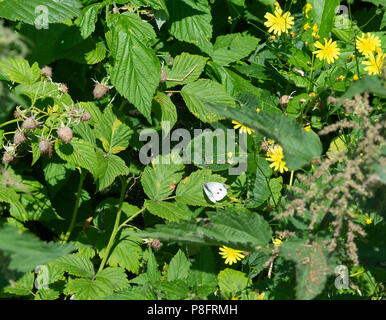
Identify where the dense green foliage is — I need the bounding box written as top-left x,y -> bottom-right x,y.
0,0 -> 385,300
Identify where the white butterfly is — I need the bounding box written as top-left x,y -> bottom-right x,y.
203,182 -> 229,203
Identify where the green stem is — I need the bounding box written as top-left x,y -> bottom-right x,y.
97,176 -> 128,274
61,169 -> 86,243
118,207 -> 145,230
0,119 -> 20,129
289,170 -> 294,186
307,53 -> 315,93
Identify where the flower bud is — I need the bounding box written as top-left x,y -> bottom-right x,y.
279,95 -> 292,106
2,152 -> 14,164
60,83 -> 68,94
57,126 -> 73,143
93,82 -> 110,100
13,130 -> 26,145
160,67 -> 167,83
22,117 -> 37,130
14,110 -> 22,119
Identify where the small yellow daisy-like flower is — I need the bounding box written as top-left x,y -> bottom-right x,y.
313,38 -> 341,64
256,290 -> 265,300
353,74 -> 359,81
256,107 -> 261,112
304,125 -> 311,131
315,35 -> 320,40
267,139 -> 275,145
264,7 -> 294,36
349,54 -> 355,61
266,145 -> 288,173
356,33 -> 382,57
365,218 -> 372,225
312,24 -> 318,37
272,236 -> 283,247
290,31 -> 296,37
274,1 -> 279,7
231,297 -> 239,300
336,75 -> 345,81
309,92 -> 316,97
270,35 -> 276,40
362,52 -> 385,75
219,246 -> 245,265
303,22 -> 311,30
305,3 -> 312,18
232,120 -> 254,135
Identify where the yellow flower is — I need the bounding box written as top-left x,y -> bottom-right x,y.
336,75 -> 345,81
267,139 -> 275,145
356,33 -> 382,57
305,3 -> 312,18
304,125 -> 311,131
270,35 -> 276,40
315,35 -> 320,40
290,31 -> 296,37
349,54 -> 355,61
274,1 -> 279,7
256,290 -> 265,300
231,297 -> 239,300
309,92 -> 316,97
256,107 -> 261,112
365,218 -> 372,225
272,236 -> 283,247
362,52 -> 385,75
232,120 -> 254,135
303,22 -> 311,30
266,145 -> 288,173
264,7 -> 294,36
219,246 -> 245,265
313,38 -> 341,64
312,24 -> 318,37
353,74 -> 359,81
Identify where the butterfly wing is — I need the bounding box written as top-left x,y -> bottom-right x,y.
203,182 -> 228,203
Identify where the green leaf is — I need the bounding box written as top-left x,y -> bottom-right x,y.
166,52 -> 208,88
108,13 -> 157,44
246,156 -> 272,208
212,33 -> 260,66
175,169 -> 227,206
188,246 -> 217,297
94,105 -> 132,154
218,269 -> 249,295
66,277 -> 113,300
157,280 -> 190,299
16,80 -> 61,102
0,225 -> 76,273
130,208 -> 272,251
65,39 -> 107,65
109,16 -> 161,122
204,106 -> 322,170
167,249 -> 191,282
166,0 -> 213,54
104,286 -> 157,300
153,91 -> 178,135
4,272 -> 34,296
338,76 -> 386,105
309,0 -> 340,38
269,176 -> 283,206
97,230 -> 141,274
96,267 -> 130,292
0,58 -> 40,84
280,239 -> 332,300
146,248 -> 161,284
76,3 -> 102,39
54,254 -> 95,278
181,79 -> 236,123
55,138 -> 98,178
145,200 -> 191,222
141,153 -> 184,201
0,0 -> 82,25
95,151 -> 130,192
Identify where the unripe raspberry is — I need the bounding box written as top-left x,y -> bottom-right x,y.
93,83 -> 109,100
14,110 -> 22,119
60,83 -> 68,94
57,126 -> 73,143
2,152 -> 14,164
38,139 -> 52,158
40,66 -> 53,79
149,239 -> 162,250
279,95 -> 291,106
81,111 -> 91,122
13,130 -> 26,145
260,141 -> 269,152
22,117 -> 37,130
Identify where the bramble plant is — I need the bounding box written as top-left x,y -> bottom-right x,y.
0,0 -> 385,301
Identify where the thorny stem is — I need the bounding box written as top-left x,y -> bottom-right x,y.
97,176 -> 128,274
61,169 -> 86,243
